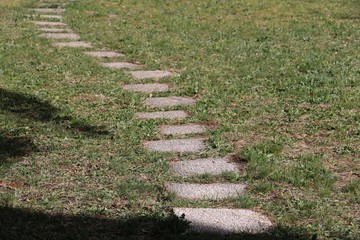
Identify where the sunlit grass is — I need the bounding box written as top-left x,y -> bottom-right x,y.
0,0 -> 359,239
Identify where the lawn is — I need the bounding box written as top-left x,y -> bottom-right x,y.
0,0 -> 359,239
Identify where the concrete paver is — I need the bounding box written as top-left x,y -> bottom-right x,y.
173,208 -> 272,234
31,8 -> 65,13
159,124 -> 206,135
144,138 -> 205,153
122,83 -> 170,93
145,96 -> 196,108
171,157 -> 239,177
129,70 -> 173,79
40,33 -> 80,40
167,183 -> 246,200
135,111 -> 188,120
52,41 -> 93,48
100,62 -> 142,70
32,21 -> 66,26
84,51 -> 124,58
37,28 -> 73,33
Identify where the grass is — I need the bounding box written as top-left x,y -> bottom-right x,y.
0,0 -> 359,239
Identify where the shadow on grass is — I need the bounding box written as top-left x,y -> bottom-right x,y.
0,88 -> 109,137
0,207 -> 314,240
0,133 -> 38,167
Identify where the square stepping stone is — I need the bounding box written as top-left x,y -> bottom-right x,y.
40,14 -> 63,19
84,51 -> 124,58
144,138 -> 205,153
171,157 -> 239,177
52,41 -> 93,48
32,21 -> 66,26
159,124 -> 206,135
167,183 -> 246,200
100,62 -> 142,70
135,110 -> 188,120
145,96 -> 196,108
37,28 -> 73,33
40,33 -> 80,40
31,8 -> 65,13
122,83 -> 170,93
129,70 -> 173,79
173,208 -> 272,234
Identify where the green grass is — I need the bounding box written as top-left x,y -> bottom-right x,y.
1,0 -> 359,239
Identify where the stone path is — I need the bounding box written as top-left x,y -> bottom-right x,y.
40,33 -> 80,40
31,8 -> 65,13
144,138 -> 206,153
170,157 -> 239,177
38,28 -> 73,33
173,208 -> 272,234
100,62 -> 142,70
84,51 -> 124,58
122,83 -> 170,93
39,14 -> 63,19
129,70 -> 173,79
32,21 -> 66,26
144,96 -> 197,108
28,2 -> 272,235
167,183 -> 246,200
135,110 -> 189,120
159,124 -> 207,135
53,41 -> 93,48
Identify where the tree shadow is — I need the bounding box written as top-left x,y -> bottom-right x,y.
0,88 -> 109,137
0,132 -> 38,167
0,206 -> 317,240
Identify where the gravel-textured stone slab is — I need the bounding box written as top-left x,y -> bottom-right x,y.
40,14 -> 63,19
145,97 -> 196,108
173,208 -> 272,234
38,3 -> 64,7
37,28 -> 73,33
40,33 -> 80,40
129,70 -> 173,79
144,138 -> 205,153
52,41 -> 93,48
84,51 -> 124,58
122,84 -> 170,93
160,124 -> 206,135
100,62 -> 142,70
167,183 -> 246,200
135,111 -> 188,120
32,21 -> 66,26
171,157 -> 239,177
31,8 -> 65,13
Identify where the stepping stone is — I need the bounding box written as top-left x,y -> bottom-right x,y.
171,157 -> 239,177
52,41 -> 93,48
100,62 -> 142,70
122,83 -> 170,93
84,51 -> 124,58
129,70 -> 173,79
145,97 -> 196,108
40,15 -> 63,19
135,110 -> 188,120
40,33 -> 80,40
38,3 -> 63,7
167,183 -> 246,200
37,28 -> 73,33
144,138 -> 205,153
173,208 -> 272,234
32,21 -> 66,26
31,8 -> 65,13
160,124 -> 206,135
